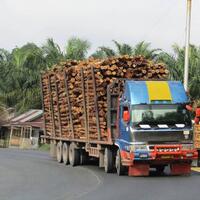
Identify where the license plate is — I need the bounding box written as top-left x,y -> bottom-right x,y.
161,155 -> 173,159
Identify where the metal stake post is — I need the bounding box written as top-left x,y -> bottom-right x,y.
184,0 -> 192,91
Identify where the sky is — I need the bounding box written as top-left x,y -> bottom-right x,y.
0,0 -> 200,54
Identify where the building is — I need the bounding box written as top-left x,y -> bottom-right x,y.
0,108 -> 10,148
3,109 -> 43,149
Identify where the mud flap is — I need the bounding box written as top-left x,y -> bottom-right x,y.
128,164 -> 150,176
170,163 -> 191,175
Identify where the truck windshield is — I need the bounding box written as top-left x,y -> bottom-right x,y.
131,104 -> 191,128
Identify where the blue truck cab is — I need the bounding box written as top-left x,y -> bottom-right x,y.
112,80 -> 198,176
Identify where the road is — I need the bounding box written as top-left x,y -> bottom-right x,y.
0,149 -> 200,200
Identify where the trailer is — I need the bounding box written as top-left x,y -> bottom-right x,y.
41,59 -> 198,176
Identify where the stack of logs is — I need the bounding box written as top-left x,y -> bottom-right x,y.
41,55 -> 169,141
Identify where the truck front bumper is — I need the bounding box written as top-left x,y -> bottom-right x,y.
121,144 -> 198,166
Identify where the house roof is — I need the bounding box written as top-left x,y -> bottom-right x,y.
4,109 -> 43,129
11,109 -> 43,123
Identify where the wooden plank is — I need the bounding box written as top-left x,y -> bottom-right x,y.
86,68 -> 90,141
91,66 -> 101,141
64,71 -> 74,138
48,75 -> 56,137
107,79 -> 121,142
41,135 -> 113,145
54,75 -> 62,137
106,84 -> 112,142
40,75 -> 47,139
81,68 -> 88,140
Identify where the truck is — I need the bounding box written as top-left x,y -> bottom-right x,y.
41,57 -> 198,176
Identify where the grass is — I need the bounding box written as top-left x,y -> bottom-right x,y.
38,143 -> 50,152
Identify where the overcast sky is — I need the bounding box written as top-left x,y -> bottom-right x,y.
1,0 -> 200,53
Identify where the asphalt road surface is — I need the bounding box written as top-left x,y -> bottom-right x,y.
0,148 -> 200,200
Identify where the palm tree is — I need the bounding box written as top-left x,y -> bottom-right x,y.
91,41 -> 132,59
133,41 -> 161,60
0,49 -> 11,63
1,38 -> 199,114
90,49 -> 107,59
65,37 -> 90,60
112,40 -> 132,55
92,40 -> 161,59
0,43 -> 46,113
0,38 -> 92,114
158,44 -> 200,100
187,45 -> 200,100
42,38 -> 64,67
0,103 -> 9,125
97,46 -> 116,57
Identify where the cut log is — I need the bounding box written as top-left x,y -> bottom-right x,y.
41,55 -> 169,141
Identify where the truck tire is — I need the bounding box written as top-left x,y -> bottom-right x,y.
62,142 -> 70,165
116,149 -> 127,175
104,147 -> 113,173
69,143 -> 80,166
80,150 -> 88,165
197,150 -> 200,167
56,142 -> 63,163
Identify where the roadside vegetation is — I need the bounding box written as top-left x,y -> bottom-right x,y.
38,143 -> 50,152
0,37 -> 199,115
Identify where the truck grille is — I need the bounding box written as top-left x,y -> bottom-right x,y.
149,145 -> 180,152
156,146 -> 180,152
134,131 -> 192,143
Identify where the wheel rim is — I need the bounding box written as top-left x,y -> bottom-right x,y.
57,143 -> 62,162
104,149 -> 108,171
115,151 -> 120,174
69,147 -> 73,164
63,143 -> 68,164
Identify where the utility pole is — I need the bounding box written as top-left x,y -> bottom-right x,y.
184,0 -> 192,91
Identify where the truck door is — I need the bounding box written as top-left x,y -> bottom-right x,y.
119,105 -> 131,142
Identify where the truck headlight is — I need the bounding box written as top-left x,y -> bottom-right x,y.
135,145 -> 148,151
125,144 -> 148,152
182,144 -> 193,150
183,130 -> 190,139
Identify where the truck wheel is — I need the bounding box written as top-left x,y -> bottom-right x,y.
104,147 -> 113,173
56,142 -> 63,163
116,149 -> 126,175
62,142 -> 69,165
80,150 -> 88,165
197,150 -> 200,167
69,143 -> 80,167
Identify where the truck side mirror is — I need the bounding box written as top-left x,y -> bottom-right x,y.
186,104 -> 193,111
123,110 -> 130,123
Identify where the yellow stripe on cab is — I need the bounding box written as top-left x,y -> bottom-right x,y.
146,81 -> 172,101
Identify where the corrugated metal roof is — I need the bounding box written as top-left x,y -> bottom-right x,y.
2,109 -> 43,129
11,109 -> 43,123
